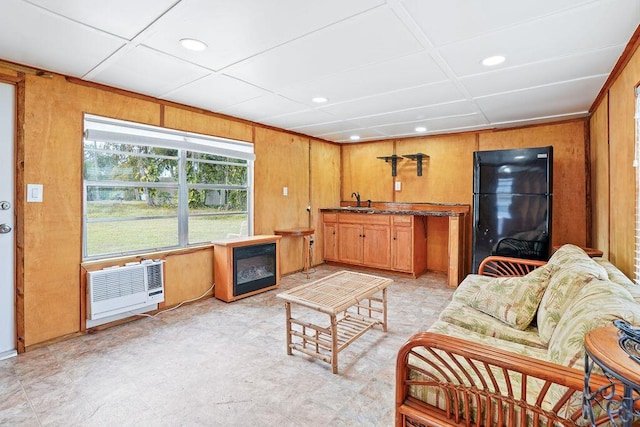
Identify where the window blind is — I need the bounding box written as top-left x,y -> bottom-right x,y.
84,114 -> 255,161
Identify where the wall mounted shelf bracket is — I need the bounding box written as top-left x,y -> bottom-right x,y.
377,155 -> 400,177
402,153 -> 429,176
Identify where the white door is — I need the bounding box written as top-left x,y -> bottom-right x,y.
0,82 -> 16,360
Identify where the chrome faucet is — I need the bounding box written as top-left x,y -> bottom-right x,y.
351,192 -> 361,207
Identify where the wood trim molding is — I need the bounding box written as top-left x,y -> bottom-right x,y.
590,24 -> 640,114
0,59 -> 52,78
15,79 -> 25,353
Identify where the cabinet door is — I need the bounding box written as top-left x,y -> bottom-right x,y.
338,223 -> 363,264
362,225 -> 391,268
323,222 -> 338,261
392,226 -> 413,272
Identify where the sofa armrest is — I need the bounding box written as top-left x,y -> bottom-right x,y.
395,332 -> 612,426
478,255 -> 547,277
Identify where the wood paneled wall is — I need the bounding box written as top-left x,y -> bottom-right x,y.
338,122 -> 588,273
13,73 -> 330,348
590,96 -> 610,258
8,44 -> 624,348
341,140 -> 394,202
253,127 -> 311,274
479,121 -> 588,248
590,45 -> 640,277
310,139 -> 341,268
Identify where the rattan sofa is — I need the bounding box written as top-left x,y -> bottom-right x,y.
395,244 -> 640,426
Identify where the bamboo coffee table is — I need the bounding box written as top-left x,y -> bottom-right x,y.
277,270 -> 393,374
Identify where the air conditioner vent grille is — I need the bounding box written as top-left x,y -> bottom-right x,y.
87,260 -> 164,321
91,268 -> 145,302
146,264 -> 163,290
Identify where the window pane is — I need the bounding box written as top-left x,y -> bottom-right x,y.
187,154 -> 247,186
189,213 -> 248,244
87,187 -> 178,212
188,189 -> 247,211
83,116 -> 254,260
87,218 -> 179,256
84,144 -> 178,183
85,186 -> 179,257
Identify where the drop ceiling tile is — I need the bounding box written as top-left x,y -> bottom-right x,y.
321,80 -> 465,119
354,100 -> 478,128
372,114 -> 487,137
460,46 -> 624,97
438,0 -> 640,77
162,74 -> 270,111
291,120 -> 366,136
24,0 -> 178,40
89,45 -> 210,97
475,75 -> 607,123
494,112 -> 589,129
142,0 -> 385,71
0,0 -> 125,76
278,52 -> 447,105
319,128 -> 387,143
401,0 -> 593,46
260,109 -> 339,129
218,94 -> 309,122
223,6 -> 424,90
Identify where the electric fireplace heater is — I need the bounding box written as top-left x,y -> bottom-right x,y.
233,242 -> 276,297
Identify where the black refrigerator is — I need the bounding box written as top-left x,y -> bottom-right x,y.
472,146 -> 553,273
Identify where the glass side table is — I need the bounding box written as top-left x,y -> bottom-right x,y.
583,326 -> 640,426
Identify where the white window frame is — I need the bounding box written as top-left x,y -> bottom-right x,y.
82,114 -> 255,260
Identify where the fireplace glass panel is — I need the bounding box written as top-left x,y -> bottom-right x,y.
233,243 -> 276,296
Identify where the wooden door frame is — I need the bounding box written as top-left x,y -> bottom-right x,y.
0,73 -> 25,353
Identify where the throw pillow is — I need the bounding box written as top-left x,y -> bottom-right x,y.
467,263 -> 554,330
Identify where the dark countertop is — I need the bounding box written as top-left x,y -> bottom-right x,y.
321,202 -> 469,217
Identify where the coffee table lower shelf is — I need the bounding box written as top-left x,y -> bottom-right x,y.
277,270 -> 392,374
287,305 -> 385,364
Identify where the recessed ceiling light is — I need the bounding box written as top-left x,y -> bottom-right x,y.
312,96 -> 328,103
180,38 -> 208,51
415,126 -> 427,133
350,135 -> 361,141
481,55 -> 505,66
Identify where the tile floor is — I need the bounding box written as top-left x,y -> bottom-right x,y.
0,264 -> 454,426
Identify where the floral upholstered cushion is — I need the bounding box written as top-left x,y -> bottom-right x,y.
465,264 -> 555,330
452,274 -> 495,305
594,257 -> 635,287
428,320 -> 548,360
536,244 -> 608,344
439,301 -> 547,348
547,279 -> 640,369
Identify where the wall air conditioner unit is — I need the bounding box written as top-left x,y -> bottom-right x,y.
87,260 -> 165,321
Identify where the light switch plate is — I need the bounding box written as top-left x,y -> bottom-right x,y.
283,186 -> 288,196
27,184 -> 43,203
395,181 -> 402,191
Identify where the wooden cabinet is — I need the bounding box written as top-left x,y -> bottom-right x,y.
323,214 -> 339,262
338,222 -> 364,264
362,224 -> 391,268
323,212 -> 426,276
392,215 -> 413,272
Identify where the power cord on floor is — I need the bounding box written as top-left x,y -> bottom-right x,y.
132,283 -> 215,319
